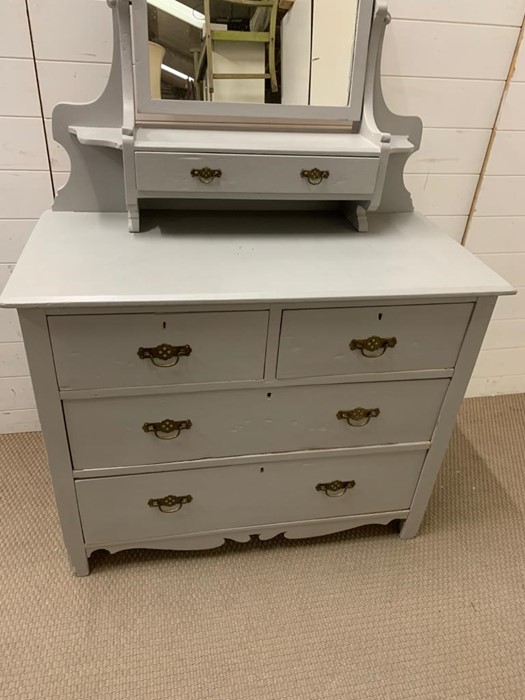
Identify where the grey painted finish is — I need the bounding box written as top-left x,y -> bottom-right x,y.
72,442 -> 429,479
3,243 -> 511,572
0,212 -> 514,309
85,510 -> 409,556
6,0 -> 512,572
52,3 -> 126,214
48,0 -> 419,230
134,129 -> 381,156
76,450 -> 425,545
400,296 -> 498,539
363,1 -> 423,213
49,311 -> 269,390
47,298 -> 478,315
59,369 -> 453,402
18,310 -> 89,577
277,303 -> 473,378
69,126 -> 122,150
135,153 -> 380,198
119,0 -> 140,232
63,379 -> 449,469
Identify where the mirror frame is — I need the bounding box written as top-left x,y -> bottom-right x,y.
132,0 -> 375,123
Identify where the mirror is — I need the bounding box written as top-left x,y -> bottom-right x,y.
146,0 -> 360,106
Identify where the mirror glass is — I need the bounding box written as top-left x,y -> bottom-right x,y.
146,0 -> 360,106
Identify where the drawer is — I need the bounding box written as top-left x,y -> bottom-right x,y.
49,311 -> 269,390
76,450 -> 426,544
64,379 -> 448,469
135,152 -> 379,197
277,303 -> 473,379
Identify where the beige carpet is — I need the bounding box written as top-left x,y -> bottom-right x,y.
1,394 -> 525,700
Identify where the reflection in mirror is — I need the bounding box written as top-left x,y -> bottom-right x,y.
147,0 -> 360,106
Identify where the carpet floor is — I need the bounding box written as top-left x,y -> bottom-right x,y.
1,394 -> 525,699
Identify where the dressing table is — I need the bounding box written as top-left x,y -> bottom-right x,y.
0,0 -> 513,575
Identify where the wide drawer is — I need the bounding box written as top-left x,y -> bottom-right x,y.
64,379 -> 448,469
76,450 -> 425,544
277,303 -> 473,379
49,311 -> 269,390
135,152 -> 379,197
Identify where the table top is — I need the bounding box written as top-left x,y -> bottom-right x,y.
0,210 -> 514,308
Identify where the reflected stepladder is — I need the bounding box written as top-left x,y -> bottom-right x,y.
147,0 -> 360,106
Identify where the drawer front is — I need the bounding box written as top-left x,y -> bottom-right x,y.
65,379 -> 448,469
76,450 -> 425,544
49,311 -> 269,390
135,152 -> 379,197
277,303 -> 473,379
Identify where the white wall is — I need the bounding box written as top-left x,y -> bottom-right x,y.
0,0 -> 524,432
383,1 -> 523,241
0,0 -> 51,432
465,29 -> 525,396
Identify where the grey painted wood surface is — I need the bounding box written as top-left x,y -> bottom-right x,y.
52,3 -> 125,214
72,442 -> 430,479
400,296 -> 498,539
47,0 -> 420,232
135,153 -> 380,198
59,370 -> 453,402
76,450 -> 425,545
49,311 -> 269,390
1,214 -> 513,572
366,0 -> 423,213
3,0 -> 514,571
134,129 -> 381,156
277,303 -> 473,378
63,379 -> 449,469
85,510 -> 410,556
18,310 -> 89,576
0,212 -> 513,309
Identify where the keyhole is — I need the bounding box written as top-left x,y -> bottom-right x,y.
378,313 -> 383,321
162,321 -> 167,329
260,467 -> 265,473
267,392 -> 272,399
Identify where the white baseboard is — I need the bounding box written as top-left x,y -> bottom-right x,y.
0,409 -> 40,434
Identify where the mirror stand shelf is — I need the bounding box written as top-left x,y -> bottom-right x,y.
54,0 -> 421,233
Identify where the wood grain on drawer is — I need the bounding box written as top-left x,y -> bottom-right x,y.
277,304 -> 473,378
135,152 -> 379,197
76,450 -> 425,544
49,311 -> 269,390
64,379 -> 448,469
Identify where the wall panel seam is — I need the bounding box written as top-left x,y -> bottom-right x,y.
24,0 -> 56,198
462,16 -> 525,246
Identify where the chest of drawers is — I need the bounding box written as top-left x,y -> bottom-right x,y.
1,210 -> 513,575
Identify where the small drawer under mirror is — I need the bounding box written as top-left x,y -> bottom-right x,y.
135,152 -> 380,199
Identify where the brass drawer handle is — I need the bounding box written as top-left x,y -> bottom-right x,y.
337,407 -> 380,427
316,480 -> 356,497
148,494 -> 193,513
191,167 -> 222,184
137,343 -> 192,368
301,168 -> 330,185
350,336 -> 397,358
142,418 -> 192,440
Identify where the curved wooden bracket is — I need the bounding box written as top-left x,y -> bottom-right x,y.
360,0 -> 423,213
52,1 -> 127,214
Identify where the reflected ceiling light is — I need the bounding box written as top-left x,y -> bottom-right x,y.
147,0 -> 205,29
161,64 -> 195,82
